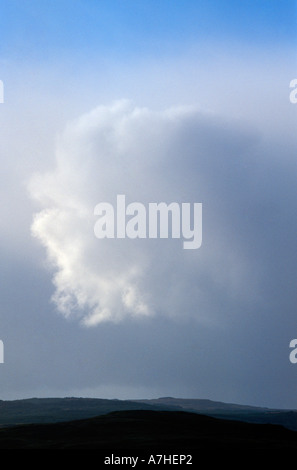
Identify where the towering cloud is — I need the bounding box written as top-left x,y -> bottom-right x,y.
29,100 -> 272,326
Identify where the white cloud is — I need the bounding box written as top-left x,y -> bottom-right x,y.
29,100 -> 263,326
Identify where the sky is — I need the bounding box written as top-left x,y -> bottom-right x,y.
0,0 -> 297,409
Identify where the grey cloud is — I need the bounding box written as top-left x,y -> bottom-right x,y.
28,100 -> 276,328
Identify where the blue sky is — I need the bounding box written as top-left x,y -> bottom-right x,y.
0,1 -> 297,409
0,0 -> 296,62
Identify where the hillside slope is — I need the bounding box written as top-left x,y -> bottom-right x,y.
0,409 -> 297,449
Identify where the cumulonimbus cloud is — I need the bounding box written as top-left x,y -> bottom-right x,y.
29,100 -> 259,326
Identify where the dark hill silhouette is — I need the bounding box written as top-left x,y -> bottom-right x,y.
0,397 -> 178,427
1,396 -> 297,433
0,409 -> 297,449
136,396 -> 267,411
136,397 -> 297,431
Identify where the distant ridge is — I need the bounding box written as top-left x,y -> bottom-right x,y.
135,397 -> 297,431
0,397 -> 179,427
136,396 -> 269,411
0,396 -> 296,432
